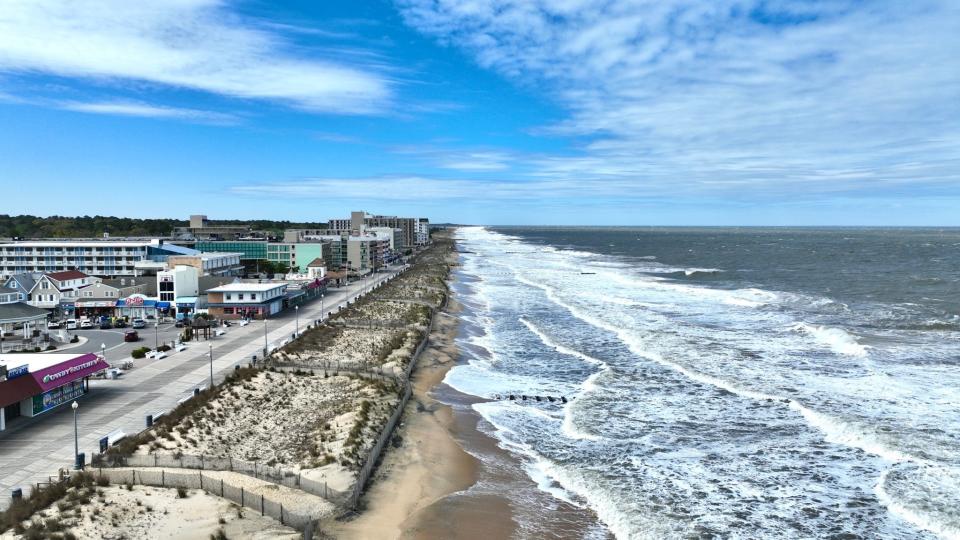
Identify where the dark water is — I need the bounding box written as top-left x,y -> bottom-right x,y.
446,226 -> 960,539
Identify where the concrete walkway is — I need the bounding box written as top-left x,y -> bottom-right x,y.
0,267 -> 403,508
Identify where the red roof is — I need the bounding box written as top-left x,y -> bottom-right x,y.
46,270 -> 88,281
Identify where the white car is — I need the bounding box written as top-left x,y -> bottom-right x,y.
47,320 -> 61,330
79,320 -> 94,329
66,319 -> 78,330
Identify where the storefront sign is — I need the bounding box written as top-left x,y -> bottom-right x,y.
6,364 -> 29,380
32,353 -> 107,392
32,380 -> 86,416
126,295 -> 145,307
41,358 -> 100,385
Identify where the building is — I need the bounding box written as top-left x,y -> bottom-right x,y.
328,211 -> 429,248
0,353 -> 109,432
205,283 -> 287,319
0,239 -> 201,278
166,252 -> 244,277
3,271 -> 102,317
367,227 -> 404,251
194,240 -> 267,263
306,258 -> 327,280
415,218 -> 430,246
171,215 -> 253,241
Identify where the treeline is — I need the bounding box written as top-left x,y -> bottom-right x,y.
0,215 -> 328,239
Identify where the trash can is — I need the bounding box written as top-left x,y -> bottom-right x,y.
146,414 -> 153,428
11,488 -> 22,501
75,452 -> 85,470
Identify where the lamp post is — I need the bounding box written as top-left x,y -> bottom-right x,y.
320,294 -> 325,322
295,305 -> 299,337
101,342 -> 106,360
263,316 -> 268,358
208,343 -> 213,390
71,401 -> 80,470
155,318 -> 159,349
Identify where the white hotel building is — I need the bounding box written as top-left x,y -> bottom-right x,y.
0,239 -> 199,279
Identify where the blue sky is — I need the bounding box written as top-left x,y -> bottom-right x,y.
0,0 -> 957,225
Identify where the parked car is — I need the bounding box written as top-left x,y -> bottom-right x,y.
66,319 -> 78,330
114,319 -> 127,328
123,330 -> 139,342
132,319 -> 146,329
79,320 -> 93,329
47,320 -> 61,330
99,320 -> 113,330
174,319 -> 185,328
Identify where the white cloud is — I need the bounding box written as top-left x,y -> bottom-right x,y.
0,0 -> 391,113
395,0 -> 960,198
59,101 -> 238,123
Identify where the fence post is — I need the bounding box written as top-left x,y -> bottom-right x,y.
241,487 -> 244,507
162,469 -> 165,487
199,470 -> 203,490
220,479 -> 224,497
280,503 -> 284,525
154,454 -> 158,467
201,455 -> 204,470
132,470 -> 136,485
260,494 -> 264,516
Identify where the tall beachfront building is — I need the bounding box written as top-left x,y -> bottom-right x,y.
328,211 -> 430,247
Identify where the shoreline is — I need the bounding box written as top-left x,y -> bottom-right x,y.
327,245 -> 519,538
330,239 -> 609,540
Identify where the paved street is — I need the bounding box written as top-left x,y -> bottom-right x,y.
0,268 -> 402,507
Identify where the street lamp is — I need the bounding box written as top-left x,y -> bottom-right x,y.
295,305 -> 299,337
320,294 -> 325,322
263,316 -> 268,358
71,401 -> 80,470
155,318 -> 159,350
208,343 -> 213,390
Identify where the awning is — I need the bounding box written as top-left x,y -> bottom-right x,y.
176,296 -> 197,308
157,302 -> 171,309
75,300 -> 118,308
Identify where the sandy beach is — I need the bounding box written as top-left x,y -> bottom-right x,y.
329,245 -> 521,540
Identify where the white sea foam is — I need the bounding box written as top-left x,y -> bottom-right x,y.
875,467 -> 960,540
790,322 -> 868,357
515,273 -> 923,465
519,317 -> 607,441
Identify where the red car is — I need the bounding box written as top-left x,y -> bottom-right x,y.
123,330 -> 139,342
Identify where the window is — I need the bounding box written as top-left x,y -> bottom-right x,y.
226,294 -> 232,300
250,293 -> 257,300
223,307 -> 234,314
238,293 -> 245,300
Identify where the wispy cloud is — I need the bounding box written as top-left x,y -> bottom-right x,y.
395,0 -> 960,199
0,0 -> 391,114
59,101 -> 239,124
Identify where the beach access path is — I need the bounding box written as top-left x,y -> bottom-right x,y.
0,266 -> 403,510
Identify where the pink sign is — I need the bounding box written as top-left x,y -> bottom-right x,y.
33,353 -> 109,392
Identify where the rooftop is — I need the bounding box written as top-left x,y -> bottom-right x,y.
0,353 -> 85,371
206,282 -> 287,293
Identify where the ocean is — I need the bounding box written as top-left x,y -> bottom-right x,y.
444,226 -> 960,539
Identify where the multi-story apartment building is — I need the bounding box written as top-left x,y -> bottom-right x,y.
328,211 -> 429,248
0,239 -> 198,278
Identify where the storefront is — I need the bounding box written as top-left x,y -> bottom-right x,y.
74,298 -> 118,319
114,294 -> 157,320
0,352 -> 109,431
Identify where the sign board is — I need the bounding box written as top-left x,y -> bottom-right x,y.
126,295 -> 145,307
32,380 -> 86,416
6,364 -> 29,380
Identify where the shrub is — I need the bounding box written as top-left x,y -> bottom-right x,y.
45,345 -> 57,351
176,487 -> 188,499
70,335 -> 79,343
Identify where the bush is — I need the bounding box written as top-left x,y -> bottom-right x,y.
157,344 -> 172,352
70,335 -> 79,343
176,487 -> 188,499
45,345 -> 57,351
131,347 -> 151,359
